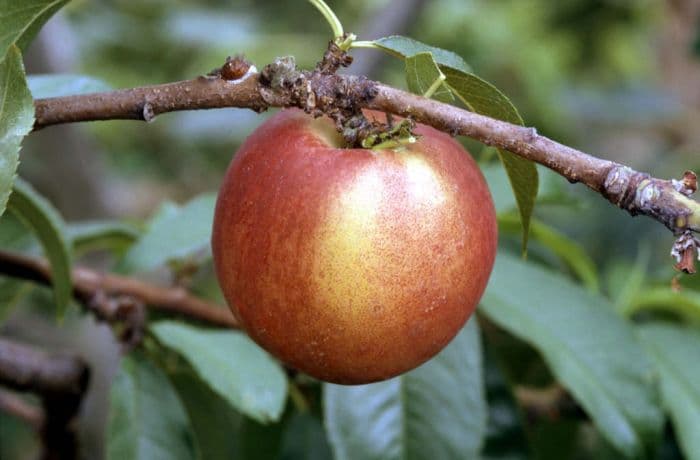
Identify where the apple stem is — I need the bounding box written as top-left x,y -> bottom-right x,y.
259,46 -> 419,149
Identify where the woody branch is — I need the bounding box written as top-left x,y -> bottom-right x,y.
0,337 -> 88,460
30,47 -> 700,272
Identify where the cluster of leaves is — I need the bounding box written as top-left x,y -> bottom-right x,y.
2,1 -> 700,459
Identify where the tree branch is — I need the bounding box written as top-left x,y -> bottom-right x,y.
31,54 -> 700,271
0,388 -> 44,430
0,250 -> 239,330
0,336 -> 88,460
0,338 -> 87,395
34,69 -> 265,128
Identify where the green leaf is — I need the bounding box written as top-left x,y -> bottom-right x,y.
7,178 -> 71,319
324,320 -> 486,460
372,36 -> 471,73
280,413 -> 333,460
169,370 -> 243,460
482,163 -> 523,215
0,213 -> 33,323
441,66 -> 537,252
0,278 -> 29,323
0,45 -> 34,217
481,345 -> 529,460
481,253 -> 663,457
28,74 -> 112,98
405,52 -> 453,103
606,247 -> 650,312
0,409 -> 38,460
164,393 -> 323,460
151,321 -> 288,423
0,0 -> 70,55
170,367 -> 293,460
107,352 -> 198,460
120,194 -> 216,273
637,323 -> 700,460
481,164 -> 576,215
0,210 -> 31,248
237,413 -> 287,460
623,288 -> 700,324
67,220 -> 139,256
498,213 -> 600,292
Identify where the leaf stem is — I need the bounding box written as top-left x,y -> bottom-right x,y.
350,40 -> 378,49
307,0 -> 344,38
423,73 -> 446,99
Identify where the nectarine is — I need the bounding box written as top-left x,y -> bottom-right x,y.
212,109 -> 496,384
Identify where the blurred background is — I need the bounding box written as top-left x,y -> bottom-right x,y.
3,0 -> 700,458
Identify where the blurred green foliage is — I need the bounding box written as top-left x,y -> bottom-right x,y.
4,0 -> 700,459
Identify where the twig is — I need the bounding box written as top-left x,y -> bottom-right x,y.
0,388 -> 44,430
0,250 -> 239,329
0,337 -> 88,460
31,53 -> 700,270
0,337 -> 87,395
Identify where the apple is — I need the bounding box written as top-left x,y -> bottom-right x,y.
212,108 -> 497,384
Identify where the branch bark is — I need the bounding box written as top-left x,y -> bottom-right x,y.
0,337 -> 88,460
31,54 -> 700,270
0,388 -> 44,430
34,70 -> 266,127
0,250 -> 239,330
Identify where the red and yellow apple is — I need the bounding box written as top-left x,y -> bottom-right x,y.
212,108 -> 497,384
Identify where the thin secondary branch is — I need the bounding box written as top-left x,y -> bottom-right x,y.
0,337 -> 88,460
31,54 -> 700,270
0,337 -> 87,395
0,388 -> 44,430
0,250 -> 239,329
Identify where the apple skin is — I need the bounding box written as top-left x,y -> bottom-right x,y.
212,108 -> 497,384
